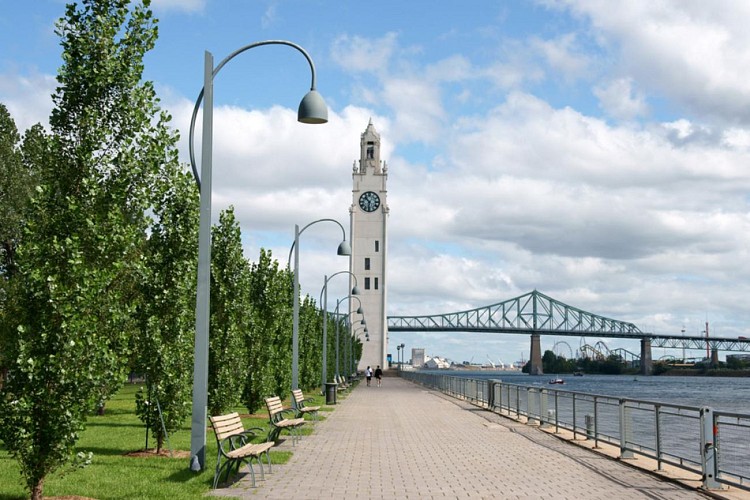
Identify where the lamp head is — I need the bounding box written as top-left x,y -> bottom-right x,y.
337,240 -> 352,256
351,285 -> 361,295
356,306 -> 363,314
298,89 -> 328,124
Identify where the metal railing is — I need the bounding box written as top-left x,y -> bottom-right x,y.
401,371 -> 750,492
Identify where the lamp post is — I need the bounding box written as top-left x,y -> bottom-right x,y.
334,299 -> 365,380
187,40 -> 327,472
400,343 -> 405,370
352,327 -> 369,375
319,271 -> 360,390
287,219 -> 351,391
397,344 -> 402,370
349,318 -> 367,379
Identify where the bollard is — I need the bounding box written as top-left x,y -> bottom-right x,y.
700,407 -> 721,489
585,414 -> 595,440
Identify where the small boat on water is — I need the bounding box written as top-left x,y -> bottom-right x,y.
548,378 -> 565,384
573,372 -> 584,377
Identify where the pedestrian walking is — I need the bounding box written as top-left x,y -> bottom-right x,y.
366,366 -> 372,386
375,365 -> 383,387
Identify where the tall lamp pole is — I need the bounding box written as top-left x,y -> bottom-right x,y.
334,300 -> 365,380
287,219 -> 350,391
319,271 -> 360,390
187,40 -> 327,472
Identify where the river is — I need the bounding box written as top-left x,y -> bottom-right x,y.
424,370 -> 750,414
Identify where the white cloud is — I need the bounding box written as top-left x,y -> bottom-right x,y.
552,0 -> 750,124
0,71 -> 55,132
593,77 -> 648,120
531,33 -> 591,80
331,33 -> 399,75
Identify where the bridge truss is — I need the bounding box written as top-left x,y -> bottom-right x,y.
386,290 -> 750,352
387,290 -> 643,337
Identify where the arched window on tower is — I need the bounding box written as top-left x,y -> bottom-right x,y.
366,141 -> 375,159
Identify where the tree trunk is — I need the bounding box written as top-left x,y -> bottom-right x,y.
31,477 -> 44,500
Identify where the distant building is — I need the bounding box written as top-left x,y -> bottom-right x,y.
727,354 -> 750,362
424,356 -> 451,369
412,348 -> 425,368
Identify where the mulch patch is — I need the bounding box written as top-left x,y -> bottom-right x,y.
124,448 -> 191,459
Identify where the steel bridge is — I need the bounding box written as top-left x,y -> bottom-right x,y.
386,290 -> 750,374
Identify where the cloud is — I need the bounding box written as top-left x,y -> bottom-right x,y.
551,0 -> 750,124
531,33 -> 591,81
0,71 -> 55,132
593,77 -> 648,120
331,33 -> 399,75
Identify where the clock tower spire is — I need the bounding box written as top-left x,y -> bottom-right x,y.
350,120 -> 388,372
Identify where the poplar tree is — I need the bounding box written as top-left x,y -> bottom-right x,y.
208,208 -> 251,415
0,1 -> 177,497
134,165 -> 198,452
243,249 -> 292,412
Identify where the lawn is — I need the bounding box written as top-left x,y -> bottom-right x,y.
0,384 -> 326,500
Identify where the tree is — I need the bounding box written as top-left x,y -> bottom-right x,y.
134,165 -> 198,452
242,249 -> 293,412
0,105 -> 42,385
0,1 -> 178,497
207,207 -> 251,415
298,295 -> 322,390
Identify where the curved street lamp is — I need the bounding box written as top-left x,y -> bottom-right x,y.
188,40 -> 327,472
351,327 -> 369,376
334,298 -> 365,380
319,271 -> 360,390
287,219 -> 350,392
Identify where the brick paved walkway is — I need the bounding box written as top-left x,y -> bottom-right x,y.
212,376 -> 719,499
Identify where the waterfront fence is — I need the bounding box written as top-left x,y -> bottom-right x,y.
401,371 -> 750,492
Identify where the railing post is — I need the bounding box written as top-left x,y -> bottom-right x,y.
619,399 -> 634,458
655,405 -> 662,470
572,393 -> 578,440
700,407 -> 721,490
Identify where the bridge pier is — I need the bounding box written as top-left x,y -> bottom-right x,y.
711,348 -> 719,367
640,338 -> 652,375
529,334 -> 543,375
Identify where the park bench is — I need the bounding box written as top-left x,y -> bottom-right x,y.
264,395 -> 305,445
208,412 -> 274,488
291,388 -> 321,421
335,374 -> 350,391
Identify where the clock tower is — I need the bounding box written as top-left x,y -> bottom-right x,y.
350,120 -> 388,371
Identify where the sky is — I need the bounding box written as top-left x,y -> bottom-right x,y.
3,0 -> 750,366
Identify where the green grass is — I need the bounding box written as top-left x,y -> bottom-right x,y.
0,384 -> 322,500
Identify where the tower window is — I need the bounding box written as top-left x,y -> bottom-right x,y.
364,257 -> 370,270
374,277 -> 379,290
364,277 -> 371,290
367,142 -> 375,159
375,240 -> 379,252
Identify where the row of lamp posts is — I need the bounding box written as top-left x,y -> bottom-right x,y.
396,343 -> 406,370
187,40 -> 331,471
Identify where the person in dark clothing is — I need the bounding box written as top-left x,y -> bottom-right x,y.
375,365 -> 383,387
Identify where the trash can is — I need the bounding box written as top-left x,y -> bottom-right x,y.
325,382 -> 338,405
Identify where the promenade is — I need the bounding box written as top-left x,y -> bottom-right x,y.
213,376 -> 723,499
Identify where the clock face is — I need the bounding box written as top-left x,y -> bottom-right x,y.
359,191 -> 380,212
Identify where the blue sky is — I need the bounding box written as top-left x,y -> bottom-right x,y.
3,0 -> 750,365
